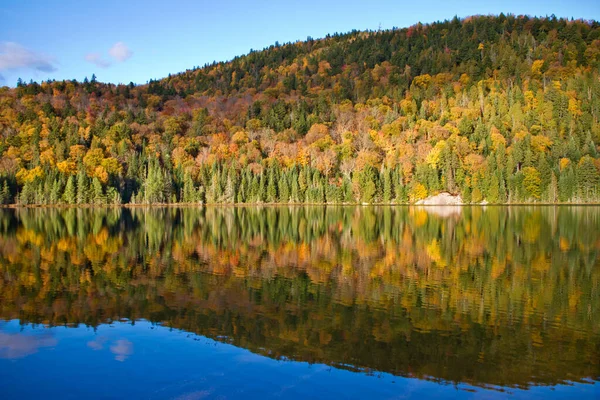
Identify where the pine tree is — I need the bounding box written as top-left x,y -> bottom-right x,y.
20,181 -> 34,205
223,167 -> 236,203
92,177 -> 105,205
106,187 -> 121,205
50,179 -> 61,204
278,174 -> 290,203
257,174 -> 266,202
559,166 -> 576,202
182,172 -> 197,203
326,184 -> 341,203
548,172 -> 559,203
63,176 -> 76,204
249,175 -> 259,203
522,167 -> 542,200
487,173 -> 500,203
266,168 -> 278,203
0,180 -> 9,204
392,168 -> 404,203
76,170 -> 88,205
576,155 -> 600,201
237,178 -> 246,203
207,170 -> 221,203
342,176 -> 354,203
290,175 -> 300,203
382,168 -> 393,203
357,166 -> 378,203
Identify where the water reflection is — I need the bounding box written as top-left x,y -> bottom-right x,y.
0,328 -> 56,359
0,206 -> 598,390
86,336 -> 134,362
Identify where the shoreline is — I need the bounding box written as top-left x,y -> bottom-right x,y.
2,202 -> 600,209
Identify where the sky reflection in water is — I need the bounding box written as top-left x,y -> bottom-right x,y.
1,320 -> 597,399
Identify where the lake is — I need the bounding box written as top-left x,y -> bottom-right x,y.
0,206 -> 598,399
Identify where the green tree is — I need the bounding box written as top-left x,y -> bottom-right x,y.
576,156 -> 600,201
63,176 -> 76,204
92,177 -> 105,205
522,167 -> 541,200
76,170 -> 88,205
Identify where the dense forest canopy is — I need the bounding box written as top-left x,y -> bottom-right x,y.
1,14 -> 600,204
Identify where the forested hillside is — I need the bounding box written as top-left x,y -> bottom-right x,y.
1,14 -> 600,205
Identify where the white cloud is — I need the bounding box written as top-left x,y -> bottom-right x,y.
85,52 -> 111,68
85,42 -> 133,70
0,42 -> 56,73
0,331 -> 57,359
87,336 -> 108,350
108,42 -> 133,62
110,338 -> 133,362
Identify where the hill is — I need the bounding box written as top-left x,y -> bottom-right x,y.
1,14 -> 600,205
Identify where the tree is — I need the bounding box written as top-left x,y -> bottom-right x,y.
0,181 -> 10,205
182,172 -> 198,203
356,166 -> 378,203
522,167 -> 541,200
144,162 -> 167,204
410,182 -> 428,203
63,176 -> 76,204
576,156 -> 600,201
278,174 -> 290,203
76,170 -> 88,205
559,166 -> 576,202
92,177 -> 105,205
266,169 -> 278,203
382,168 -> 393,203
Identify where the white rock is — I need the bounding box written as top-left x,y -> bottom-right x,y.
415,192 -> 463,205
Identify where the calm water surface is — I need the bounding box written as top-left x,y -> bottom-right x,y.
0,206 -> 598,399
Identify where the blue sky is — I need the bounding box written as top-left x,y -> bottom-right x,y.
1,0 -> 599,87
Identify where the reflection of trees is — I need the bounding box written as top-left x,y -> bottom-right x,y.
0,206 -> 598,388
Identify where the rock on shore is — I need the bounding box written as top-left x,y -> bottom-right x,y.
415,192 -> 463,205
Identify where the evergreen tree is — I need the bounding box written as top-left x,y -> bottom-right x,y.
223,167 -> 237,203
342,176 -> 354,203
382,168 -> 393,203
576,155 -> 600,201
522,167 -> 542,200
92,177 -> 105,205
76,170 -> 88,205
182,171 -> 197,203
0,180 -> 10,204
144,162 -> 166,204
266,168 -> 278,203
63,176 -> 76,204
278,174 -> 290,203
559,166 -> 576,202
357,166 -> 378,203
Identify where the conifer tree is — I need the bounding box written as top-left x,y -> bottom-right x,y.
63,176 -> 76,204
278,174 -> 290,203
92,177 -> 105,205
381,169 -> 391,203
0,180 -> 9,204
266,169 -> 278,203
76,170 -> 88,205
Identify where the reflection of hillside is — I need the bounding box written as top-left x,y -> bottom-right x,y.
0,206 -> 598,388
